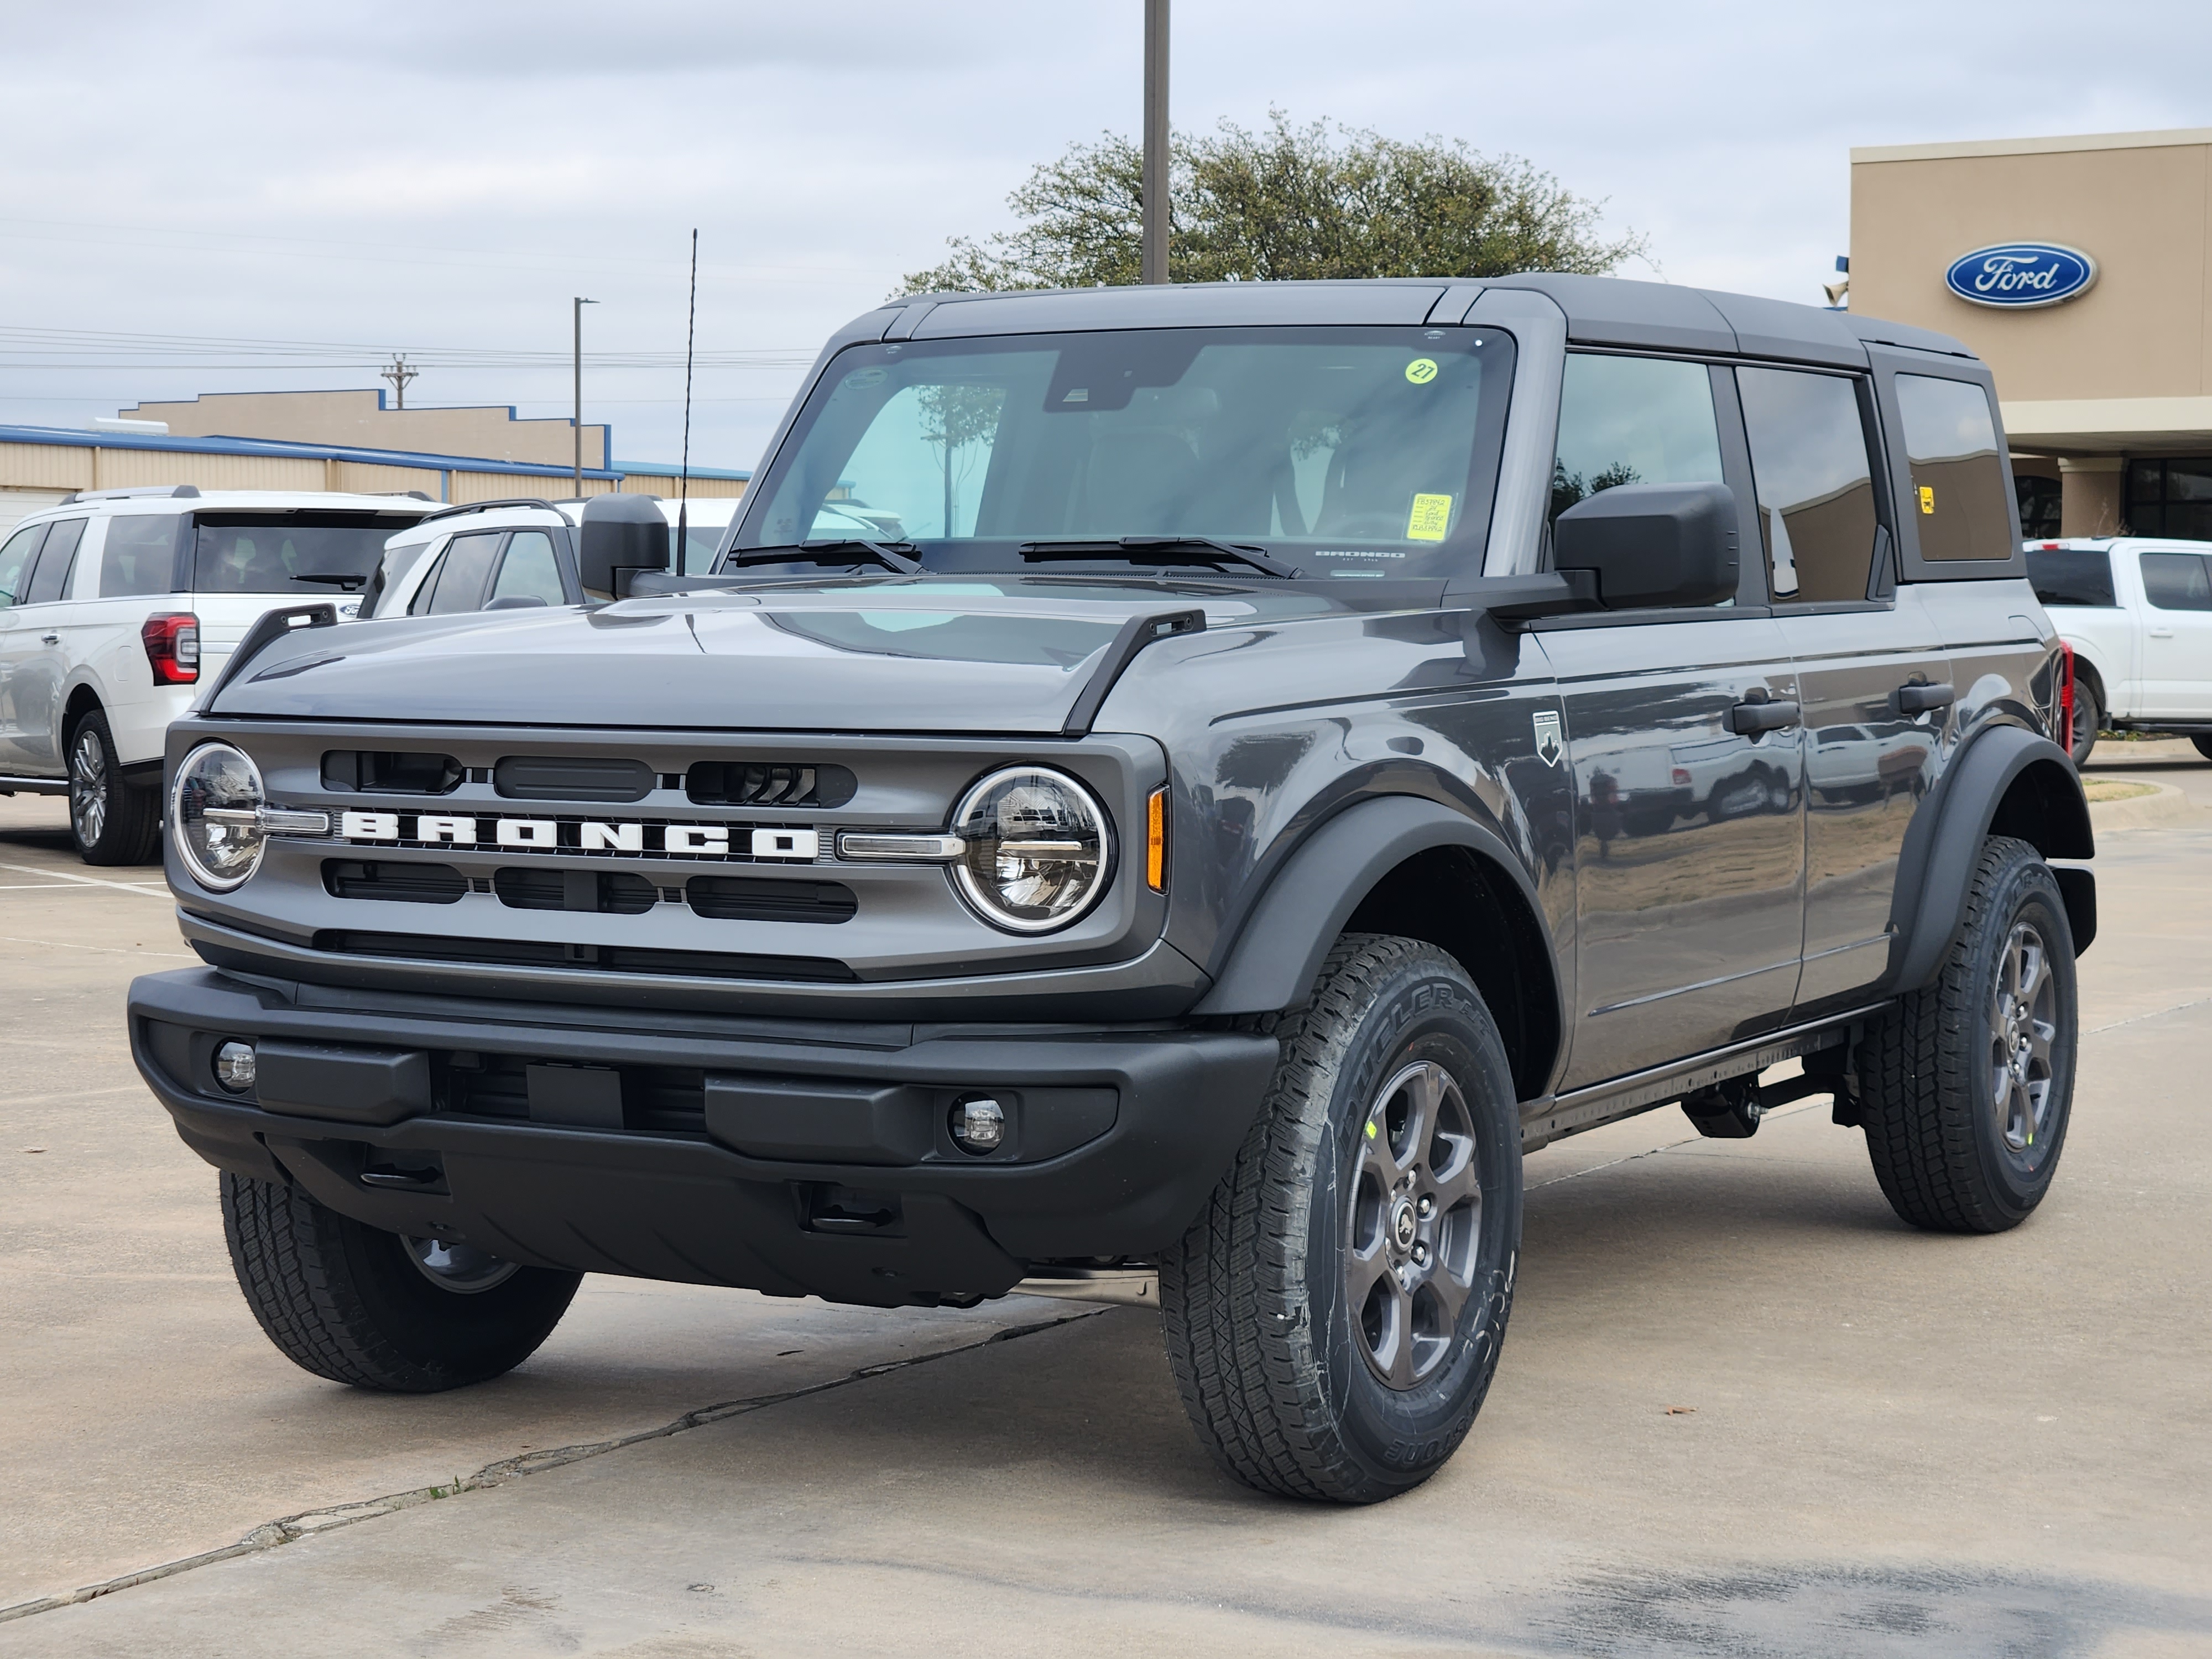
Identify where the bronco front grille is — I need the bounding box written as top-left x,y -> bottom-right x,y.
311,930 -> 858,982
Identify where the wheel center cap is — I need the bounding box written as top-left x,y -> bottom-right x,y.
1390,1199 -> 1419,1254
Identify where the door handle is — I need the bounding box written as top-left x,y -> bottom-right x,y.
1728,696 -> 1801,735
1895,681 -> 1955,715
2148,628 -> 2174,639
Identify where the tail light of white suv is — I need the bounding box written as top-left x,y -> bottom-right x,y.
142,613 -> 200,685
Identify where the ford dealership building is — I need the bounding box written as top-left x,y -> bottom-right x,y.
1850,126 -> 2212,541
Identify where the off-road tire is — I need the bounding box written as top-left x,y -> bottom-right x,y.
1159,935 -> 1522,1504
1854,837 -> 2077,1233
220,1172 -> 581,1391
2068,681 -> 2101,766
68,708 -> 159,865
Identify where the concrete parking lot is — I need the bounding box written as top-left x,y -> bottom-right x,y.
3,763 -> 2210,1658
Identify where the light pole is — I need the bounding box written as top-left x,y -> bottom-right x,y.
1142,0 -> 1169,285
573,296 -> 598,496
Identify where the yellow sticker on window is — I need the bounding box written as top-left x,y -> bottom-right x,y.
1405,357 -> 1438,384
1406,493 -> 1453,541
1918,485 -> 1936,514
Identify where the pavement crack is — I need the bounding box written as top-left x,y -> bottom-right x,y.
0,1304 -> 1107,1626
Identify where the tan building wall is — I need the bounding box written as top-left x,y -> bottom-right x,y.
118,389 -> 612,471
1851,128 -> 2212,462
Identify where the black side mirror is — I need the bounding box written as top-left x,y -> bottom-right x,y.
1552,482 -> 1739,610
577,494 -> 669,599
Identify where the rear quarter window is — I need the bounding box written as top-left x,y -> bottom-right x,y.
2027,547 -> 2117,608
101,515 -> 181,597
1896,375 -> 2014,561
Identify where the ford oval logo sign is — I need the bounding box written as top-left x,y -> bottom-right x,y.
1944,242 -> 2098,309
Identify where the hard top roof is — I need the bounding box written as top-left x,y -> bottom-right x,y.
844,272 -> 1974,371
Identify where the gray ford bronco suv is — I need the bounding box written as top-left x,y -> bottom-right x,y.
128,275 -> 2093,1504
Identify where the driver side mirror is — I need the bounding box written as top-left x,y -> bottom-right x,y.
577,493 -> 669,599
1552,482 -> 1739,611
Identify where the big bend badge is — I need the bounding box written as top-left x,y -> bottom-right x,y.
1532,710 -> 1564,767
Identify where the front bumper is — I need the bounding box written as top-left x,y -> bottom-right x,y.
129,968 -> 1279,1307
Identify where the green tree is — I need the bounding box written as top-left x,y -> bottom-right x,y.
901,112 -> 1646,294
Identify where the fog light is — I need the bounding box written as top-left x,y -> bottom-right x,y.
950,1096 -> 1005,1153
213,1041 -> 257,1093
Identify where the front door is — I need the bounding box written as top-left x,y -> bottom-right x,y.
0,520 -> 52,771
1539,349 -> 1806,1089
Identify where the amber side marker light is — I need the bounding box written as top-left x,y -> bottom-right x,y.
1146,786 -> 1169,893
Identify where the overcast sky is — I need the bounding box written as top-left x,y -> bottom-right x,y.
1,0 -> 2203,474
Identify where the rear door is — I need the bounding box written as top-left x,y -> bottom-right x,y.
2135,547 -> 2212,717
1537,351 -> 1806,1088
1734,364 -> 1947,1010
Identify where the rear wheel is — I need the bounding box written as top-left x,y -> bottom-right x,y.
2068,680 -> 2101,766
221,1172 -> 581,1391
2192,735 -> 2212,763
1854,837 -> 2077,1233
68,709 -> 159,865
1159,936 -> 1521,1504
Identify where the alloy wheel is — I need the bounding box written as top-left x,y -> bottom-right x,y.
1990,921 -> 2058,1159
402,1234 -> 522,1294
1345,1059 -> 1483,1389
69,728 -> 108,848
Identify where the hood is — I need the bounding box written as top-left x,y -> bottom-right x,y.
206,580 -> 1339,733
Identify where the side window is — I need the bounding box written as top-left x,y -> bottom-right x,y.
0,524 -> 48,608
1895,375 -> 2013,561
2140,552 -> 2212,612
425,531 -> 503,615
1551,353 -> 1725,523
488,530 -> 566,606
406,547 -> 447,615
101,515 -> 179,598
24,519 -> 88,604
1736,368 -> 1881,603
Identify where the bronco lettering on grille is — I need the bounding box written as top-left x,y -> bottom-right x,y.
336,812 -> 818,862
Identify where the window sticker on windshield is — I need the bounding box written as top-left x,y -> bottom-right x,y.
1406,493 -> 1453,541
1405,358 -> 1439,385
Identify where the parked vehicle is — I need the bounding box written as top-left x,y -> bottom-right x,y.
363,495 -> 744,619
2027,536 -> 2212,761
0,487 -> 435,862
128,275 -> 2090,1504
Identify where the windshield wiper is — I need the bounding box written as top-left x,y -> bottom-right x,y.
724,538 -> 921,575
293,571 -> 367,592
1018,536 -> 1300,579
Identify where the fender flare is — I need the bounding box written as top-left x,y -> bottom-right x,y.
1191,794 -> 1552,1018
1887,723 -> 2094,990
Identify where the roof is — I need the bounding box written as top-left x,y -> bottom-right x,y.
1853,127 -> 2212,165
849,272 -> 1973,370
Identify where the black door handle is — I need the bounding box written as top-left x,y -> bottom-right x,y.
1896,681 -> 1956,715
1728,697 -> 1801,735
40,633 -> 60,645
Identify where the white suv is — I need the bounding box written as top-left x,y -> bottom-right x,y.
2028,536 -> 2212,763
0,486 -> 436,863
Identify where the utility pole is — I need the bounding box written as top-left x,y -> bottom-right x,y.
1142,0 -> 1170,285
573,296 -> 598,497
379,353 -> 418,410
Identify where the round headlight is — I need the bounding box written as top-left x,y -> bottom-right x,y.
173,742 -> 267,891
952,766 -> 1112,933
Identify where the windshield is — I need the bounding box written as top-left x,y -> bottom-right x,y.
191,512 -> 421,596
733,326 -> 1514,580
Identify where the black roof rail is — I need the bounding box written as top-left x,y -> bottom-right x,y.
58,484 -> 202,505
416,497 -> 566,525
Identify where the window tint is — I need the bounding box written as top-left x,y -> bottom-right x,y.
24,518 -> 87,604
190,512 -> 415,595
1737,368 -> 1880,602
0,524 -> 44,608
2027,547 -> 2117,608
1551,354 -> 1724,523
1896,375 -> 2013,561
2140,551 -> 2212,612
425,531 -> 503,614
489,530 -> 566,606
101,515 -> 179,597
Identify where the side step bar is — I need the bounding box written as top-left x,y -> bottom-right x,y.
0,775 -> 69,796
1517,1004 -> 1885,1152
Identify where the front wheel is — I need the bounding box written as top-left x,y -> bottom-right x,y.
1159,935 -> 1522,1504
221,1172 -> 581,1391
1854,837 -> 2078,1233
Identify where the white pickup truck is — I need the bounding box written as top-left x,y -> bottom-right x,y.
2027,537 -> 2212,764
